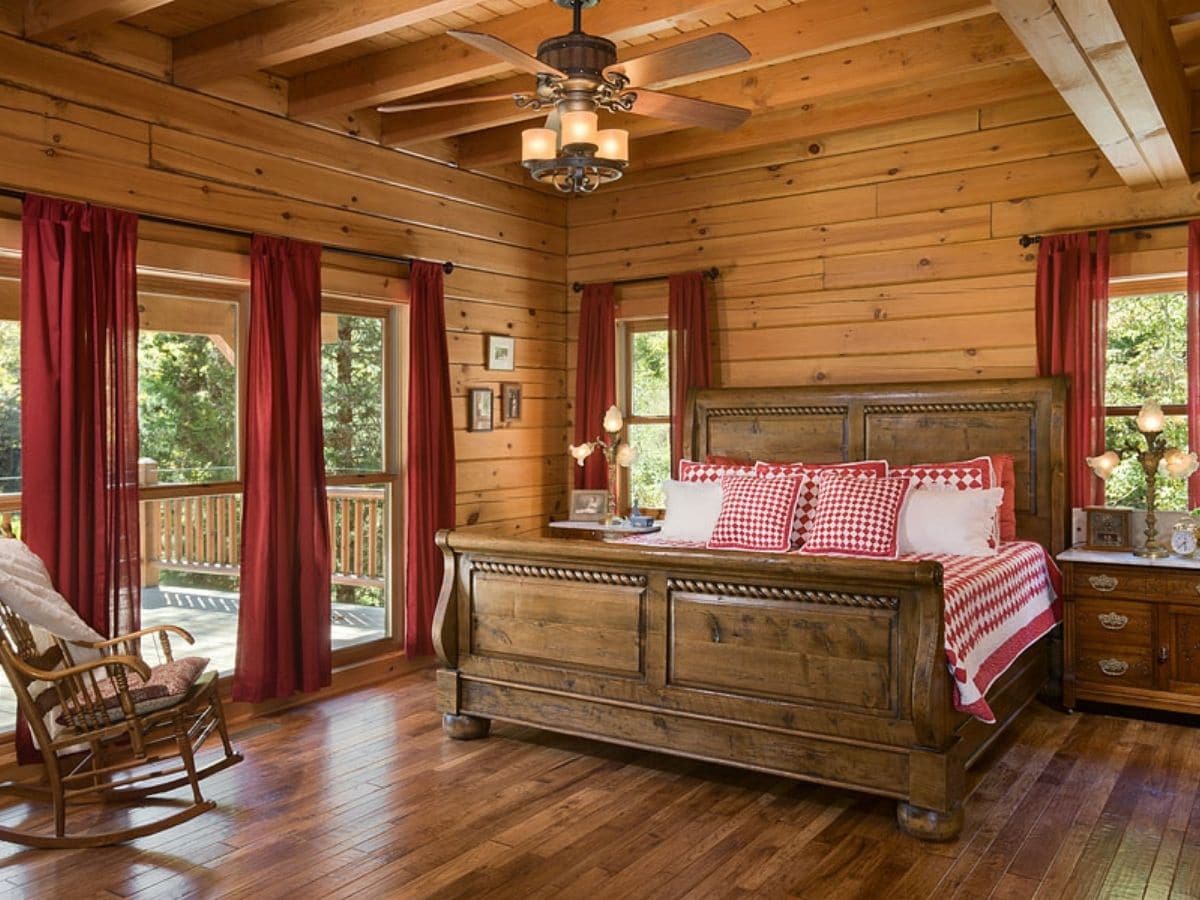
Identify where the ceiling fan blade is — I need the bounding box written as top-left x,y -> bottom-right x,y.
605,33 -> 750,87
448,30 -> 565,79
376,93 -> 518,114
629,89 -> 750,132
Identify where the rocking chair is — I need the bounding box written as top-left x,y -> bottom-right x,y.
0,541 -> 243,848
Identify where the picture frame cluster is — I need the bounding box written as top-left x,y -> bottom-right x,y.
468,335 -> 522,432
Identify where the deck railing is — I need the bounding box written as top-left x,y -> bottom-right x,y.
141,484 -> 387,590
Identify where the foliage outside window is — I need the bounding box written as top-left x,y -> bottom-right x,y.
623,324 -> 670,510
1104,292 -> 1188,510
0,320 -> 19,496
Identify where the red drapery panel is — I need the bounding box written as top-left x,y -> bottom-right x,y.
1188,222 -> 1200,508
405,261 -> 455,658
1035,230 -> 1110,509
20,195 -> 140,639
573,283 -> 615,490
234,235 -> 331,702
668,271 -> 713,472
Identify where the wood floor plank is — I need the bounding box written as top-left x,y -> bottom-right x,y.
0,672 -> 1196,899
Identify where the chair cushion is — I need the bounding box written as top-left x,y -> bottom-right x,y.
56,656 -> 210,726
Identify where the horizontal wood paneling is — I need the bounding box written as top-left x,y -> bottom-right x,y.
0,33 -> 570,538
566,92 -> 1200,435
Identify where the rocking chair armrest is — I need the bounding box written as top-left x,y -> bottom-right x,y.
8,652 -> 153,684
81,624 -> 196,651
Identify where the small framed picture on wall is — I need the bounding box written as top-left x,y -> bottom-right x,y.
487,334 -> 516,371
501,383 -> 522,422
468,387 -> 494,432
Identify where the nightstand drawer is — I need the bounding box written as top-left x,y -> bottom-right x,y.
1161,575 -> 1200,604
1074,646 -> 1155,689
1074,599 -> 1153,647
1071,565 -> 1151,600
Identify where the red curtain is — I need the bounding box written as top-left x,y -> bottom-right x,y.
234,235 -> 331,703
1188,222 -> 1200,508
19,195 -> 140,762
1034,230 -> 1110,509
405,261 -> 455,658
573,283 -> 615,489
20,195 -> 140,639
669,272 -> 713,472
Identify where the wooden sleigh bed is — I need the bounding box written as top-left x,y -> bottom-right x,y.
432,377 -> 1067,841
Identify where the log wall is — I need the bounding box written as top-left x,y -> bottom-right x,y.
0,31 -> 570,537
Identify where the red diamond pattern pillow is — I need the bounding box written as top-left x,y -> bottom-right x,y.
756,461 -> 889,548
679,458 -> 757,483
800,475 -> 912,559
891,456 -> 998,546
706,474 -> 803,553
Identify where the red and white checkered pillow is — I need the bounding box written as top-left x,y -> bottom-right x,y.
679,458 -> 757,483
800,475 -> 912,559
891,456 -> 999,545
756,460 -> 889,548
706,474 -> 803,553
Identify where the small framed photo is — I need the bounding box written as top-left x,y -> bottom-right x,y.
1084,506 -> 1133,551
569,489 -> 608,522
487,334 -> 516,371
468,387 -> 494,432
501,383 -> 522,422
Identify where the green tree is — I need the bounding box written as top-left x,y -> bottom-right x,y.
0,321 -> 20,495
627,330 -> 670,509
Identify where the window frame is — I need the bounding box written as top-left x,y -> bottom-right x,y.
319,295 -> 406,666
617,317 -> 670,514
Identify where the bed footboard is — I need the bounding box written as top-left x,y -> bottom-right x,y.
431,529 -> 1050,841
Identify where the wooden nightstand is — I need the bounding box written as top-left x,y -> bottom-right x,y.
1059,548 -> 1200,715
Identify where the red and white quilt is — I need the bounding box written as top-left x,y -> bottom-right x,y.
617,536 -> 1060,723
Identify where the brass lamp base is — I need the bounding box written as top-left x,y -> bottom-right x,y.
1134,543 -> 1170,559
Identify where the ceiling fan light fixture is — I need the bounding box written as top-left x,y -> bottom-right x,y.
521,127 -> 558,162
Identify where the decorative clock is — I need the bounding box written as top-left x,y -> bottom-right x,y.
1084,506 -> 1133,552
1171,520 -> 1198,558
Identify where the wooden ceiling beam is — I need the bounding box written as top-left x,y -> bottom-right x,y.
459,58 -> 1048,173
293,0 -> 990,119
172,0 -> 481,87
993,0 -> 1191,189
381,2 -> 1002,148
287,0 -> 752,118
24,0 -> 177,39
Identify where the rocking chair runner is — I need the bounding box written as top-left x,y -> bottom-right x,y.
0,587 -> 243,848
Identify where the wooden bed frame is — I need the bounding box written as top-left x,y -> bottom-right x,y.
432,377 -> 1067,841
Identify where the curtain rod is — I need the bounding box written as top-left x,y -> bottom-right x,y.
0,187 -> 454,274
1018,218 -> 1193,249
572,266 -> 719,294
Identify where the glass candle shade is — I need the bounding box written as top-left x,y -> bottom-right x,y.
1137,400 -> 1165,434
1086,450 -> 1121,480
560,110 -> 599,147
602,405 -> 624,434
596,129 -> 629,162
521,127 -> 557,162
616,443 -> 637,467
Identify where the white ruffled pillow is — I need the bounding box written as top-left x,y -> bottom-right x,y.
659,479 -> 724,542
898,487 -> 1004,557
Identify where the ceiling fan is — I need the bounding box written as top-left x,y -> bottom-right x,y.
378,0 -> 753,193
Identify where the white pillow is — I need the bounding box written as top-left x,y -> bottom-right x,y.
898,487 -> 1004,557
659,479 -> 724,542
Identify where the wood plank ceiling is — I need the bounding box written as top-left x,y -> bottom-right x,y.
7,0 -> 1200,187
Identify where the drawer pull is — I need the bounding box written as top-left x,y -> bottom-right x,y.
1098,612 -> 1129,631
1088,575 -> 1119,592
1098,658 -> 1129,677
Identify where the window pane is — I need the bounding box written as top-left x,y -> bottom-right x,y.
631,330 -> 669,418
0,320 -> 18,495
322,313 -> 384,476
140,493 -> 241,677
1104,415 -> 1189,511
330,482 -> 390,647
1106,292 -> 1187,407
139,298 -> 239,485
628,423 -> 670,509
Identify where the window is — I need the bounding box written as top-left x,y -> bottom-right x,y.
620,321 -> 670,510
0,293 -> 17,730
320,302 -> 402,652
1104,290 -> 1188,510
138,293 -> 244,676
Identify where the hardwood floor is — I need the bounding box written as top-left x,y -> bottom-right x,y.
0,669 -> 1197,899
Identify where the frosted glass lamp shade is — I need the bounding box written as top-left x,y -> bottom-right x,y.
561,110 -> 599,147
521,128 -> 557,162
1137,400 -> 1165,434
602,405 -> 624,434
596,129 -> 629,162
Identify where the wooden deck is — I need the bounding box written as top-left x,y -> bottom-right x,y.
0,669 -> 1197,898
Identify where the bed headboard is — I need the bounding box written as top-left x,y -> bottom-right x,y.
686,377 -> 1068,554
